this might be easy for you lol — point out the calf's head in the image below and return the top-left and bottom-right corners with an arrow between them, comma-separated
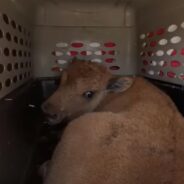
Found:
42,60 -> 133,125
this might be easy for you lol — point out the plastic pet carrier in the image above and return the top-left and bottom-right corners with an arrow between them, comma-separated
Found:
0,0 -> 184,184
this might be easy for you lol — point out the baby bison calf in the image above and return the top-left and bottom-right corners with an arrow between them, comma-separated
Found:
42,60 -> 184,184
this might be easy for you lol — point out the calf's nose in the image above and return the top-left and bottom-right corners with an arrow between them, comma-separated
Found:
42,102 -> 52,113
42,102 -> 59,120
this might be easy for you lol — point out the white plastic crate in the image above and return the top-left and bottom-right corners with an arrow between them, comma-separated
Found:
0,1 -> 184,184
1,0 -> 184,100
0,0 -> 33,99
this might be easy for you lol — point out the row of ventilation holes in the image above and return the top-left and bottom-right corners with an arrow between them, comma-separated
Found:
141,69 -> 184,80
52,41 -> 119,71
0,62 -> 32,74
140,48 -> 184,57
55,42 -> 116,48
0,30 -> 31,48
55,58 -> 116,64
1,13 -> 31,37
0,14 -> 32,91
142,60 -> 183,67
1,48 -> 31,57
140,23 -> 184,39
52,50 -> 116,57
0,72 -> 31,90
141,36 -> 182,49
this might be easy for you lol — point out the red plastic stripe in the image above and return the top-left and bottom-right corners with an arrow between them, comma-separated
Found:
101,51 -> 106,55
158,70 -> 164,77
104,42 -> 116,47
156,28 -> 165,35
108,50 -> 116,55
110,66 -> 120,70
147,32 -> 154,38
81,51 -> 87,56
71,42 -> 83,48
69,51 -> 78,56
105,58 -> 114,63
150,41 -> 157,47
170,60 -> 181,67
167,71 -> 176,78
171,50 -> 177,56
143,60 -> 148,65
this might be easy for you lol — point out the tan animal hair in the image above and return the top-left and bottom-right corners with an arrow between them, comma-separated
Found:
42,60 -> 184,184
64,59 -> 112,87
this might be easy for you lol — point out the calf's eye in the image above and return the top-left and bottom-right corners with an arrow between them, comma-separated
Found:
83,91 -> 95,99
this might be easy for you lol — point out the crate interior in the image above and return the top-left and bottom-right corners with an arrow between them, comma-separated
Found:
0,0 -> 184,184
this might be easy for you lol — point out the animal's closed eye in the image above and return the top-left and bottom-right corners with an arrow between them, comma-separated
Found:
83,91 -> 95,99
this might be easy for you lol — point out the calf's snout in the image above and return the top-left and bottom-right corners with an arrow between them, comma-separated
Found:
42,102 -> 58,120
41,101 -> 67,125
42,102 -> 52,114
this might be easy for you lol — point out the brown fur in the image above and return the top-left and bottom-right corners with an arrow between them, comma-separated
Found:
42,61 -> 112,124
43,61 -> 184,184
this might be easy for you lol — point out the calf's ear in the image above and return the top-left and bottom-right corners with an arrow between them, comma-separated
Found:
107,77 -> 134,93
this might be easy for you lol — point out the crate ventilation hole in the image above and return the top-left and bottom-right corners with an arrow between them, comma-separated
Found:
0,13 -> 32,95
139,21 -> 184,81
51,41 -> 120,72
